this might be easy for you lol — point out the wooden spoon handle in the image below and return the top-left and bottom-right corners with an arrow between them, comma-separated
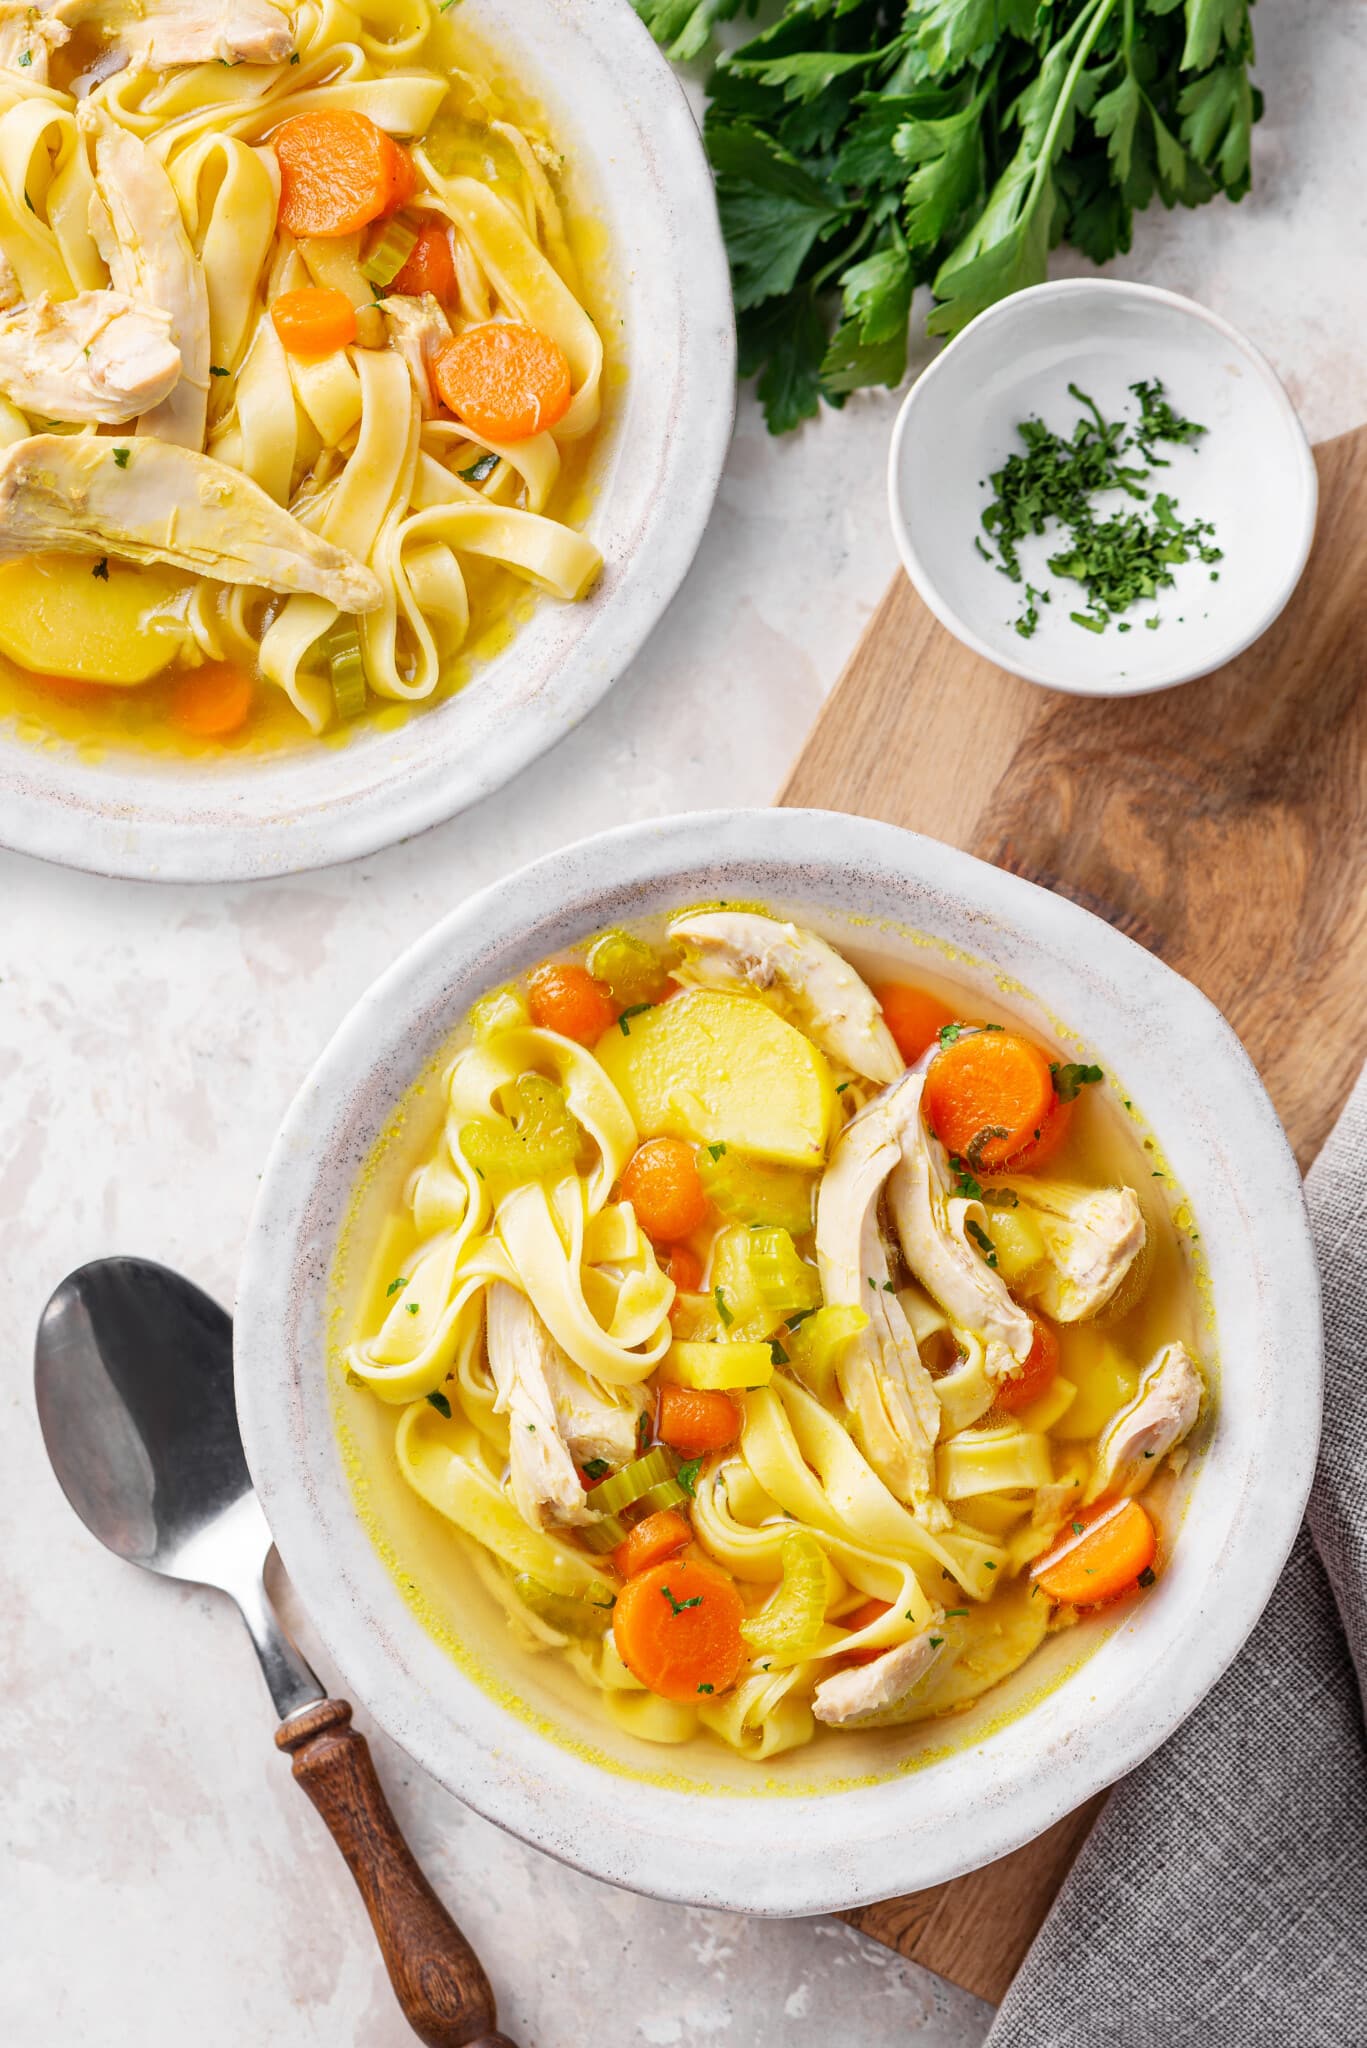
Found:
277,1699 -> 516,2048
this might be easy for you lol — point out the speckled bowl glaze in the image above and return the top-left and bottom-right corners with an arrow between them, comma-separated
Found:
236,810 -> 1321,1914
0,0 -> 734,884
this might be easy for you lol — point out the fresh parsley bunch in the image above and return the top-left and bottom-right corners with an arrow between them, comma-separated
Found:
634,0 -> 1260,431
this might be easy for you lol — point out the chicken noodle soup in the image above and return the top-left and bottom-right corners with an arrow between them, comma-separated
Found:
0,0 -> 606,753
344,910 -> 1207,1760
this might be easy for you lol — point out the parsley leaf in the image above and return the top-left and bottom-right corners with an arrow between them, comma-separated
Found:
1051,1060 -> 1104,1101
676,1455 -> 704,1497
426,1390 -> 452,1418
112,447 -> 130,469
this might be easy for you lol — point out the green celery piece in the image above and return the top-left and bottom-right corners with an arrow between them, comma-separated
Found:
459,1075 -> 582,1185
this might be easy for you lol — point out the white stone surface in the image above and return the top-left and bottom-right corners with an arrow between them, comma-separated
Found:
3,5 -> 1364,2041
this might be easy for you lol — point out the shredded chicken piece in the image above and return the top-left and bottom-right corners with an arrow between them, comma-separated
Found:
0,291 -> 180,425
485,1282 -> 616,1532
669,909 -> 904,1084
816,1090 -> 949,1526
0,4 -> 69,82
812,1628 -> 944,1726
880,1069 -> 1035,1381
382,292 -> 452,418
0,433 -> 382,610
538,1341 -> 649,1472
83,106 -> 209,449
1085,1341 -> 1203,1504
104,0 -> 296,69
1003,1178 -> 1146,1322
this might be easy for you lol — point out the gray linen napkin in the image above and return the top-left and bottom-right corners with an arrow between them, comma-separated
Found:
985,1065 -> 1367,2048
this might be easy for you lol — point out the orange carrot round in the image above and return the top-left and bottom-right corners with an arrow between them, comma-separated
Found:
527,962 -> 616,1045
432,322 -> 572,441
1033,1499 -> 1156,1606
874,984 -> 958,1066
394,219 -> 457,303
274,111 -> 413,238
924,1030 -> 1056,1172
270,287 -> 357,356
614,1508 -> 690,1580
1001,1095 -> 1074,1172
620,1138 -> 709,1243
997,1316 -> 1059,1413
841,1595 -> 893,1666
611,1557 -> 744,1701
665,1244 -> 704,1294
171,663 -> 254,738
657,1383 -> 739,1457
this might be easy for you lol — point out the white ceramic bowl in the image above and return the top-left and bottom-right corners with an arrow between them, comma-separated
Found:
889,279 -> 1317,697
0,0 -> 734,883
236,809 -> 1321,1914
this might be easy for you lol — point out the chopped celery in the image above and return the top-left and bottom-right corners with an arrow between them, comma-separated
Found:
664,1339 -> 773,1390
586,928 -> 671,1007
459,1074 -> 583,1185
584,1446 -> 676,1516
746,1228 -> 822,1316
741,1532 -> 828,1659
637,1475 -> 689,1513
698,1148 -> 817,1235
512,1573 -> 615,1638
576,1512 -> 630,1555
468,984 -> 530,1041
322,620 -> 366,721
361,218 -> 419,287
785,1304 -> 869,1403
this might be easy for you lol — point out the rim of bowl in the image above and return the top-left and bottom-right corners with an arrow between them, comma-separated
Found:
236,807 -> 1322,1914
887,278 -> 1319,699
0,0 -> 736,884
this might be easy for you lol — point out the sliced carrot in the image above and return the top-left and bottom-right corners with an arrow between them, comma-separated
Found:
527,962 -> 616,1045
611,1557 -> 745,1701
924,1030 -> 1056,1172
274,111 -> 413,238
32,672 -> 105,704
432,322 -> 572,441
1001,1094 -> 1074,1172
874,984 -> 958,1066
394,218 -> 457,303
614,1508 -> 691,1580
996,1316 -> 1059,1413
620,1138 -> 709,1243
665,1244 -> 704,1294
841,1595 -> 893,1665
270,287 -> 357,356
657,1383 -> 738,1458
1033,1498 -> 1156,1606
170,663 -> 254,738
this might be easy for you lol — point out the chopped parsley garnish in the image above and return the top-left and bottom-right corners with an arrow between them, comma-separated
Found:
938,1023 -> 962,1046
582,1458 -> 610,1482
406,1302 -> 420,1316
949,1156 -> 983,1201
1051,1061 -> 1104,1102
929,1635 -> 944,1647
18,49 -> 31,65
661,1584 -> 702,1616
984,1560 -> 997,1571
616,1003 -> 654,1035
637,1410 -> 651,1450
697,1681 -> 714,1694
426,1390 -> 452,1418
210,365 -> 230,377
769,1340 -> 789,1365
386,1276 -> 408,1296
675,1455 -> 703,1497
983,1187 -> 1019,1210
112,447 -> 130,469
1137,1566 -> 1157,1588
289,50 -> 300,62
944,1609 -> 968,1618
786,1307 -> 815,1329
707,1142 -> 727,1161
979,383 -> 1221,637
965,1219 -> 997,1267
91,557 -> 109,580
459,452 -> 499,483
714,1286 -> 733,1327
1072,1520 -> 1084,1534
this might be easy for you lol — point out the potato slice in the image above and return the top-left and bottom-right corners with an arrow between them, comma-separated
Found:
0,554 -> 191,684
595,989 -> 835,1168
1052,1328 -> 1140,1441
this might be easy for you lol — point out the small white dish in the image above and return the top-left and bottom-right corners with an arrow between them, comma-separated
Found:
888,279 -> 1317,697
0,0 -> 734,883
236,807 -> 1321,1915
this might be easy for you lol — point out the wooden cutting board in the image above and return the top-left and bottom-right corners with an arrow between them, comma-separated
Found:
779,420 -> 1367,2005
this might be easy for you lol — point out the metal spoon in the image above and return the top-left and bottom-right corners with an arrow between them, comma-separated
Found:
34,1256 -> 515,2048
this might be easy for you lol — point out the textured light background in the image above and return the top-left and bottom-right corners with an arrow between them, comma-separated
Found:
3,5 -> 1365,2042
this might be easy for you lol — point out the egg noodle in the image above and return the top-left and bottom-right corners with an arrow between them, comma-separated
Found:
346,912 -> 1205,1762
0,0 -> 603,729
